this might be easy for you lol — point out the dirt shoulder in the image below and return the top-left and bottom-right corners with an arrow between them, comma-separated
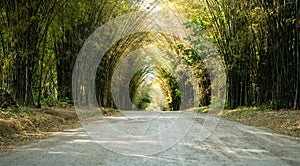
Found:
0,106 -> 80,148
220,108 -> 300,138
0,106 -> 121,149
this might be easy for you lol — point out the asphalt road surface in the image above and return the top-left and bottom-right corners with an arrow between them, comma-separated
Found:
0,111 -> 300,166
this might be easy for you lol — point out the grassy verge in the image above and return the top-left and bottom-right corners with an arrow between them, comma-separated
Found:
0,106 -> 122,148
220,107 -> 300,138
0,106 -> 80,148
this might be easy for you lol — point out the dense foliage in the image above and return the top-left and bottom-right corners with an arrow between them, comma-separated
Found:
174,0 -> 299,109
0,0 -> 299,110
0,0 -> 133,108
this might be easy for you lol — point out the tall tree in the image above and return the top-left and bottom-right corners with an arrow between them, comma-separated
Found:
52,0 -> 133,101
175,0 -> 300,109
0,0 -> 65,106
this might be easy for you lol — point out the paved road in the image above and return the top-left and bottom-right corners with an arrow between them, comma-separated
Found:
0,111 -> 300,165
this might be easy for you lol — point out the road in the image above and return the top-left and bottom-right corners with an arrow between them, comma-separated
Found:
0,111 -> 300,166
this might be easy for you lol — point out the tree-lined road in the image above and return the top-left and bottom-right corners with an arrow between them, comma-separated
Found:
1,111 -> 299,165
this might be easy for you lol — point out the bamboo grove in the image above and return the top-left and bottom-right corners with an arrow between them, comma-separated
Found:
176,0 -> 300,109
0,0 -> 133,107
0,0 -> 299,110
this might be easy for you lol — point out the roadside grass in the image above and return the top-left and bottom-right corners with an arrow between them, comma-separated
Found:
0,106 -> 122,148
0,106 -> 79,148
220,107 -> 300,138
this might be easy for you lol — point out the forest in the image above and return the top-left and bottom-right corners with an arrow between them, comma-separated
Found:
0,0 -> 299,111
